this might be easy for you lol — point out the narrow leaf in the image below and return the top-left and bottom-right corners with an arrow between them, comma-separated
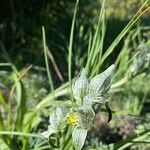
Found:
105,102 -> 112,123
0,138 -> 10,150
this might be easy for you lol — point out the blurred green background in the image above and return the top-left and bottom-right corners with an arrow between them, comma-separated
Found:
0,0 -> 149,69
0,0 -> 150,149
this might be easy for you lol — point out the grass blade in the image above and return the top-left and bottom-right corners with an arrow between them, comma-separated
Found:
0,131 -> 44,138
68,0 -> 79,101
42,26 -> 54,92
94,0 -> 149,74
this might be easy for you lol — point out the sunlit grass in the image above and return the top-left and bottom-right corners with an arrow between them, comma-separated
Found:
0,0 -> 149,149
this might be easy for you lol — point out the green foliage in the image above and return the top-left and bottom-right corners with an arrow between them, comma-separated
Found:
0,0 -> 149,150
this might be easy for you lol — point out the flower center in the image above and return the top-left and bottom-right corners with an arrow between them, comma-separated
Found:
67,112 -> 78,125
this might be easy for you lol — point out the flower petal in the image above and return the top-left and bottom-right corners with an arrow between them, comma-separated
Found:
41,125 -> 55,138
72,68 -> 89,106
49,107 -> 67,130
77,106 -> 95,129
89,65 -> 115,94
72,127 -> 87,150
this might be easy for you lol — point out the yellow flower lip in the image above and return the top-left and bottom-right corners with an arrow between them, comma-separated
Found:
67,112 -> 78,125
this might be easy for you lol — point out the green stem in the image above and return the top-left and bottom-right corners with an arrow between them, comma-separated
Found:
115,130 -> 150,150
111,76 -> 128,89
36,87 -> 70,110
68,0 -> 79,102
0,131 -> 44,138
62,126 -> 73,150
42,26 -> 54,92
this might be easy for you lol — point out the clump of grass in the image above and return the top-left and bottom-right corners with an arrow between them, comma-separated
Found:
0,0 -> 149,149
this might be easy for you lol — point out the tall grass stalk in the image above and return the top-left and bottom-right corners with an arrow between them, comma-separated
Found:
0,131 -> 44,138
93,0 -> 149,75
42,26 -> 54,92
86,0 -> 106,75
68,0 -> 79,101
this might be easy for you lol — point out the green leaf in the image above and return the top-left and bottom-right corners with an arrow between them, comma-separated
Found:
72,69 -> 89,106
15,77 -> 26,130
89,65 -> 115,94
72,127 -> 87,150
105,102 -> 112,123
0,138 -> 10,150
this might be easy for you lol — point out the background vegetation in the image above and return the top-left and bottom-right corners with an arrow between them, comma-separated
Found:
0,0 -> 150,149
